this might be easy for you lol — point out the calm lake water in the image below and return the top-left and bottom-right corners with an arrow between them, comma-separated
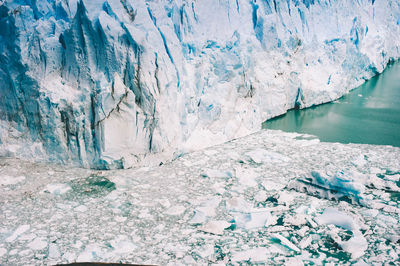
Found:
262,61 -> 400,147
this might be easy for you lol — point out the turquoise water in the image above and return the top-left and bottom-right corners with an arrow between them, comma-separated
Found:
262,61 -> 400,147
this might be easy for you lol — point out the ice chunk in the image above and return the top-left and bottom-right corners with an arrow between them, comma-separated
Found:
188,210 -> 207,225
271,234 -> 300,252
77,244 -> 103,262
165,205 -> 186,216
0,175 -> 25,185
278,191 -> 295,206
231,247 -> 269,262
340,231 -> 368,259
109,238 -> 137,255
299,236 -> 312,249
232,209 -> 271,229
201,169 -> 232,179
226,197 -> 253,212
290,170 -> 365,204
74,205 -> 88,212
48,243 -> 61,258
195,244 -> 214,259
198,221 -> 231,235
316,208 -> 367,258
6,224 -> 30,242
315,208 -> 355,230
254,190 -> 268,202
27,237 -> 47,250
43,183 -> 72,195
244,149 -> 290,164
0,248 -> 7,257
235,166 -> 258,187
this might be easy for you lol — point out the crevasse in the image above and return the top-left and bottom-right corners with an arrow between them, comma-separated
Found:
0,0 -> 399,169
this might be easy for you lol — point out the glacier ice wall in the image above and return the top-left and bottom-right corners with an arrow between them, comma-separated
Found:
0,0 -> 399,169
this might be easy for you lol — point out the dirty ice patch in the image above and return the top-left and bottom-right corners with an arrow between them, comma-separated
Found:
244,149 -> 291,164
0,175 -> 25,186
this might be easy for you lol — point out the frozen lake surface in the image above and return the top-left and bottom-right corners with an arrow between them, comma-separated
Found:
1,130 -> 400,265
263,61 -> 400,147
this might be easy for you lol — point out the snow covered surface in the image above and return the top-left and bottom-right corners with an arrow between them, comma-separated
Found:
1,129 -> 400,265
1,0 -> 400,168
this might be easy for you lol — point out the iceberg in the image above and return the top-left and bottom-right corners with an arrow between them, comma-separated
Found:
0,0 -> 399,168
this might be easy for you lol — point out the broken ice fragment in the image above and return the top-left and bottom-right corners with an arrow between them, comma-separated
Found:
198,221 -> 231,235
271,234 -> 300,252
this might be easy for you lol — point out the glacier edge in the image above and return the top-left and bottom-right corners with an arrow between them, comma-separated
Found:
0,0 -> 399,169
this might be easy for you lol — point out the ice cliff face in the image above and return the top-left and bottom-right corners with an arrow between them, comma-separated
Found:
0,0 -> 399,169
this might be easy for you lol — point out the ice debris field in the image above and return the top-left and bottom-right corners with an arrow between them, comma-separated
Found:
1,130 -> 400,265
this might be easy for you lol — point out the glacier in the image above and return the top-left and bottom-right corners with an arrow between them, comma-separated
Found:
0,0 -> 400,169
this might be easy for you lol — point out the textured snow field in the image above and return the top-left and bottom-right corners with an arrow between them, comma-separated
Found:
0,130 -> 399,265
